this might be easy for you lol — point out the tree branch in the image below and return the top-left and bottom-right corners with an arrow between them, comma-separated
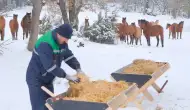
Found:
75,0 -> 84,15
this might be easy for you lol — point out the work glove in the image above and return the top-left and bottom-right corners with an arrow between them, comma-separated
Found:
65,74 -> 80,83
76,69 -> 86,75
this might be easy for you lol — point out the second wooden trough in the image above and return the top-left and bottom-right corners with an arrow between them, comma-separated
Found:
111,61 -> 170,109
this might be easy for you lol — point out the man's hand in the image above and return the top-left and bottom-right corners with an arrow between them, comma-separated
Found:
65,74 -> 80,83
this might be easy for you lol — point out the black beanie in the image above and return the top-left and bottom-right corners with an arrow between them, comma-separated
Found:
55,23 -> 73,39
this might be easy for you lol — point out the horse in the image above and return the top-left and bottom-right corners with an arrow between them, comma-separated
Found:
21,12 -> 31,40
115,22 -> 126,43
124,23 -> 136,45
115,17 -> 128,44
166,23 -> 178,39
131,23 -> 142,45
9,14 -> 19,40
176,21 -> 184,39
138,19 -> 164,47
0,16 -> 5,41
166,23 -> 172,39
84,17 -> 89,30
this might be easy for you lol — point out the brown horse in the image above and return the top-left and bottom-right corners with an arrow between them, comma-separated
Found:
125,23 -> 136,45
166,23 -> 178,39
9,14 -> 19,40
21,12 -> 31,40
0,16 -> 5,41
138,19 -> 164,47
177,21 -> 184,39
115,17 -> 128,43
131,23 -> 142,45
166,23 -> 172,39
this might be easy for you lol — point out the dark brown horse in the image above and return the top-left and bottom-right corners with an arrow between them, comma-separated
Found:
138,19 -> 164,47
177,21 -> 184,39
0,16 -> 5,41
9,14 -> 19,40
21,12 -> 31,40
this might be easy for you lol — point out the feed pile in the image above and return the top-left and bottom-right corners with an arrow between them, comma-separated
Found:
63,74 -> 129,103
123,59 -> 165,75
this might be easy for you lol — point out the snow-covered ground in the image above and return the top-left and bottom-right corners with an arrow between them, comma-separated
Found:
0,6 -> 190,110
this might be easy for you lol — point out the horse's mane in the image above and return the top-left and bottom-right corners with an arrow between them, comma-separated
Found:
140,19 -> 149,26
131,23 -> 136,26
167,23 -> 171,26
179,21 -> 184,25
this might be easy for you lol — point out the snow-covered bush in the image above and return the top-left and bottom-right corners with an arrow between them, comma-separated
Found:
82,17 -> 117,44
39,15 -> 52,35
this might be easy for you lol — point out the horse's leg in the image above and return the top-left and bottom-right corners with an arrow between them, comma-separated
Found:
180,32 -> 182,39
140,37 -> 142,45
131,35 -> 134,45
16,31 -> 18,40
0,30 -> 2,41
135,38 -> 138,45
23,29 -> 25,40
11,31 -> 14,40
26,30 -> 29,39
13,32 -> 16,40
2,29 -> 4,41
161,33 -> 164,47
129,35 -> 132,45
169,31 -> 171,39
145,36 -> 149,46
177,32 -> 179,39
148,36 -> 151,46
126,35 -> 129,44
156,36 -> 159,47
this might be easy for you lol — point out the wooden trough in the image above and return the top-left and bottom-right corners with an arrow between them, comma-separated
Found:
41,83 -> 142,110
111,61 -> 170,109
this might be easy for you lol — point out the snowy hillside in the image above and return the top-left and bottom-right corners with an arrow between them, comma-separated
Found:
0,6 -> 190,110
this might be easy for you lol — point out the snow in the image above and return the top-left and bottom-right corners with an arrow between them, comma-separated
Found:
0,5 -> 190,110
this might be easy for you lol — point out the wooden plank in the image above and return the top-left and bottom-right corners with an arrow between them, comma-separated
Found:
45,103 -> 54,110
41,86 -> 56,97
107,84 -> 138,110
152,83 -> 161,93
134,100 -> 144,110
143,90 -> 153,101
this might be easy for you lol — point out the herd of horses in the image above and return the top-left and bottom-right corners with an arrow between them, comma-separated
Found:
115,17 -> 184,47
0,12 -> 31,41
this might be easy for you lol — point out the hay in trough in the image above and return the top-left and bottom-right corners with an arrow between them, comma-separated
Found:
63,74 -> 129,103
123,59 -> 165,75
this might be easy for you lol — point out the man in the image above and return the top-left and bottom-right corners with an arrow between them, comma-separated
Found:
26,23 -> 84,110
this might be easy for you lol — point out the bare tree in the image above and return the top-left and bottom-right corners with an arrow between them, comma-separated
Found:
59,0 -> 69,24
57,0 -> 84,31
27,0 -> 43,51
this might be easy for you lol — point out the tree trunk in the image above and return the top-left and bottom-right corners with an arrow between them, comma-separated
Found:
188,10 -> 190,18
27,0 -> 42,51
172,8 -> 177,19
59,0 -> 69,24
144,0 -> 150,15
68,0 -> 76,26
